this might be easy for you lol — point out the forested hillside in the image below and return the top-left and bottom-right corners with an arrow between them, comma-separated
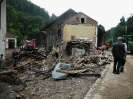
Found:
6,0 -> 57,44
106,15 -> 133,45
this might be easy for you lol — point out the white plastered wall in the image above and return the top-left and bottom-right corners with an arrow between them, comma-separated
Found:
0,0 -> 6,59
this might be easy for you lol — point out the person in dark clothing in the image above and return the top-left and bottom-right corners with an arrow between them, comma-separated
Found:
12,49 -> 19,67
112,37 -> 126,74
0,54 -> 4,68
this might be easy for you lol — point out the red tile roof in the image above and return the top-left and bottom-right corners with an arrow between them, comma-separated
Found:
5,33 -> 18,38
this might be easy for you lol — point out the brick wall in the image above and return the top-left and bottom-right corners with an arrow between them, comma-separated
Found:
65,12 -> 98,26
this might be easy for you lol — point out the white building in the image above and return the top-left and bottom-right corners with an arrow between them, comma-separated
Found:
0,0 -> 6,59
6,33 -> 18,49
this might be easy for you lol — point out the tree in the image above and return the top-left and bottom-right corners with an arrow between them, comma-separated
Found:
127,15 -> 133,26
118,16 -> 126,26
6,0 -> 16,9
6,5 -> 18,29
16,2 -> 23,11
51,13 -> 57,21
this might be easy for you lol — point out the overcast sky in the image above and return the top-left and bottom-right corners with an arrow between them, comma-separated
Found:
30,0 -> 133,31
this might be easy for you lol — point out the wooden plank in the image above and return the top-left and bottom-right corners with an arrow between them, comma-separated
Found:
74,73 -> 101,78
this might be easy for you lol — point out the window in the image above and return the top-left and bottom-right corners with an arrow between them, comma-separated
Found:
81,18 -> 85,23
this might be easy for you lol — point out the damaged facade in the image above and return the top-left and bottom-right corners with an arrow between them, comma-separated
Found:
0,0 -> 6,59
34,9 -> 105,52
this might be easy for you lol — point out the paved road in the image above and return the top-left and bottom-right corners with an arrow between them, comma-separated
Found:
84,53 -> 133,99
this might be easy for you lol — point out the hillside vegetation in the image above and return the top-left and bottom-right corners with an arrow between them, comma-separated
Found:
6,0 -> 57,44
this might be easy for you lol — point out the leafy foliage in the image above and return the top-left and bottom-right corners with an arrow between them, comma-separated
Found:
127,15 -> 133,26
106,16 -> 127,45
6,0 -> 57,44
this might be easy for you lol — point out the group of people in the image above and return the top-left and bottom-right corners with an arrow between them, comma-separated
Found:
112,37 -> 127,74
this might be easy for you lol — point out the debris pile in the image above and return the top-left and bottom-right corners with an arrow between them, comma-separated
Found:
0,36 -> 113,99
0,37 -> 113,84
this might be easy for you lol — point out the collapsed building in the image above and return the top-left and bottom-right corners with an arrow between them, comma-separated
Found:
34,9 -> 105,54
0,8 -> 112,99
0,8 -> 108,82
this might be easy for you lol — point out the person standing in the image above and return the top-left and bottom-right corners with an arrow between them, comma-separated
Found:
112,37 -> 126,74
120,37 -> 127,72
0,54 -> 4,68
12,49 -> 19,67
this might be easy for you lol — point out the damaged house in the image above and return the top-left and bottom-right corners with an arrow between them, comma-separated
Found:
34,9 -> 105,53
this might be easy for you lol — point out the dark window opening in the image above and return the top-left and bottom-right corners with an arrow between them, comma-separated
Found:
81,18 -> 85,23
58,29 -> 61,37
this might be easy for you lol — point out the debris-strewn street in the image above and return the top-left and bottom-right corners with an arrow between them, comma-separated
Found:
0,39 -> 113,99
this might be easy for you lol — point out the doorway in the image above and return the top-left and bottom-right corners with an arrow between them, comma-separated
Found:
8,40 -> 15,48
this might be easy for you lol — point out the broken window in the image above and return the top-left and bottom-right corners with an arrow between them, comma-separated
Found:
81,18 -> 85,23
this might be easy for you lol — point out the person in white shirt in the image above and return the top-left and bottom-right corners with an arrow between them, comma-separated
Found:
120,37 -> 127,72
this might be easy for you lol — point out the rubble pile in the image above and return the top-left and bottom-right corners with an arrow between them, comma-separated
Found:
1,37 -> 113,83
0,37 -> 113,99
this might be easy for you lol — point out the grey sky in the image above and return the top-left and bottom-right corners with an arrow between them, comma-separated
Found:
30,0 -> 133,30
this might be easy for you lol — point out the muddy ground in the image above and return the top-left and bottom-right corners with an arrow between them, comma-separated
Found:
0,49 -> 107,99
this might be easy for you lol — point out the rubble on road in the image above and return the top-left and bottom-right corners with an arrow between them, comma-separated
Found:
1,37 -> 113,83
0,37 -> 113,99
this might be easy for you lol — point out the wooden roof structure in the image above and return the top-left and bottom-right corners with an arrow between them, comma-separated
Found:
40,8 -> 77,31
6,33 -> 18,38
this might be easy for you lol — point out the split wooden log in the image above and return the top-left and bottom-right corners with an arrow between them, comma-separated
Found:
13,61 -> 31,70
105,56 -> 112,64
97,61 -> 104,66
0,70 -> 17,75
47,54 -> 63,72
56,68 -> 90,74
76,58 -> 84,64
74,63 -> 83,69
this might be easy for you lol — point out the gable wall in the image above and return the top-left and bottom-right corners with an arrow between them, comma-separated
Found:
65,13 -> 97,26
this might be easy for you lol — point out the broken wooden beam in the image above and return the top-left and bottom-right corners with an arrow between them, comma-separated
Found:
0,70 -> 17,75
56,68 -> 90,74
74,73 -> 101,78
